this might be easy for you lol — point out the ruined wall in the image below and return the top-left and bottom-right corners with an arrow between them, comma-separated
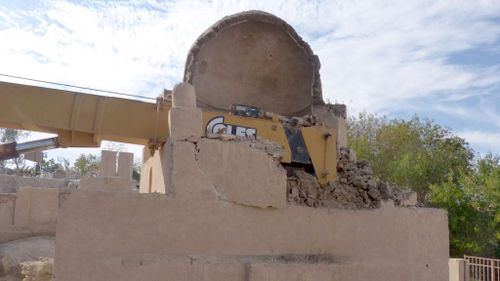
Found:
0,150 -> 136,245
54,83 -> 449,281
0,176 -> 64,252
55,167 -> 448,281
0,187 -> 61,243
0,174 -> 66,193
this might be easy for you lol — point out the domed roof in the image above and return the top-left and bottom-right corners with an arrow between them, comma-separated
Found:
184,10 -> 323,116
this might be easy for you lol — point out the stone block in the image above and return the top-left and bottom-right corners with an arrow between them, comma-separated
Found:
79,177 -> 135,193
100,150 -> 117,177
117,152 -> 134,180
197,139 -> 287,208
401,191 -> 418,206
20,257 -> 53,281
172,82 -> 196,108
14,187 -> 59,227
312,103 -> 348,147
168,107 -> 203,141
337,117 -> 348,147
312,104 -> 340,129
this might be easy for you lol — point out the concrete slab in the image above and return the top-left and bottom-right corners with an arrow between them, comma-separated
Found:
13,187 -> 59,227
197,139 -> 287,208
117,152 -> 134,180
100,150 -> 117,177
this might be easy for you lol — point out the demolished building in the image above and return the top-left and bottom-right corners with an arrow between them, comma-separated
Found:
0,11 -> 448,281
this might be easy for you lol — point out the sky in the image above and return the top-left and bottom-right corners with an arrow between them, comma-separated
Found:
0,0 -> 499,163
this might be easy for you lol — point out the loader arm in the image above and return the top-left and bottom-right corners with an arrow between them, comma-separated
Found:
0,81 -> 336,185
0,81 -> 170,148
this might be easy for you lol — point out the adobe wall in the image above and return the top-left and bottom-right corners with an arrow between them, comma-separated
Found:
54,83 -> 449,281
0,174 -> 66,193
55,182 -> 448,281
0,188 -> 63,243
50,84 -> 448,281
0,150 -> 135,245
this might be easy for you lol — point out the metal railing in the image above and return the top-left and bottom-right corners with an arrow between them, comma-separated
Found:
465,255 -> 500,281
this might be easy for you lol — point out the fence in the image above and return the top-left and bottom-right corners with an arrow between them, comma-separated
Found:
464,255 -> 500,281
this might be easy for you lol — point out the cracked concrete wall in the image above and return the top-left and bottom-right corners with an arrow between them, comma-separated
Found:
54,83 -> 449,281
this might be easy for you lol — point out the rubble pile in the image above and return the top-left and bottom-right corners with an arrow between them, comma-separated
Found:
287,147 -> 418,209
20,257 -> 53,281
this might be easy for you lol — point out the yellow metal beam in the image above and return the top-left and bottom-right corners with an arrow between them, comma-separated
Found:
0,81 -> 336,182
301,126 -> 337,185
0,81 -> 170,148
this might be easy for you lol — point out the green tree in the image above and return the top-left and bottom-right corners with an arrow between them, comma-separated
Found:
38,157 -> 71,178
429,154 -> 500,258
73,153 -> 99,177
348,113 -> 473,203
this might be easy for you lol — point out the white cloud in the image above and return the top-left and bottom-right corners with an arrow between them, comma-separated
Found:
0,0 -> 498,104
458,130 -> 500,154
0,0 -> 500,156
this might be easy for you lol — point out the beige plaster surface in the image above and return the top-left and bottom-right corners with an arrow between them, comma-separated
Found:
55,188 -> 448,281
117,152 -> 134,180
100,150 -> 117,177
55,138 -> 449,281
14,187 -> 58,228
0,188 -> 58,243
0,174 -> 65,193
197,139 -> 287,208
55,81 -> 448,281
79,177 -> 135,193
168,108 -> 203,142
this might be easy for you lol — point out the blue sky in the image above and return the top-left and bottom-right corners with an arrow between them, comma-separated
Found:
0,0 -> 499,162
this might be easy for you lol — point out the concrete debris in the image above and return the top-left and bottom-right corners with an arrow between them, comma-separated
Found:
20,258 -> 53,281
0,236 -> 54,280
287,147 -> 418,209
